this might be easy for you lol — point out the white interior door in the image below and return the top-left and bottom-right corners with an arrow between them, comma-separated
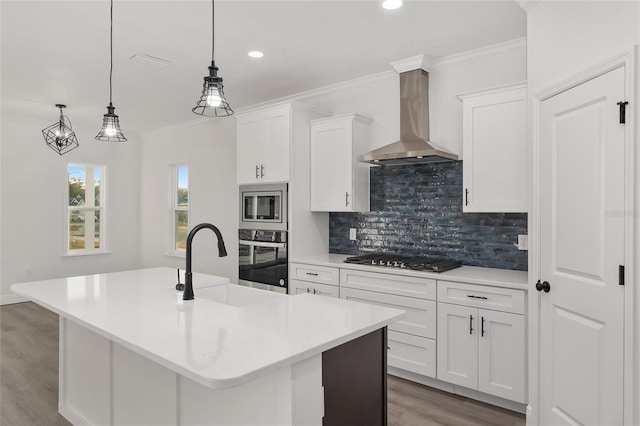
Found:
538,66 -> 625,425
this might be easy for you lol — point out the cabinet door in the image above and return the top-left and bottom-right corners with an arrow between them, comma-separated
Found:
262,109 -> 290,183
310,120 -> 352,211
237,117 -> 265,184
289,279 -> 338,298
436,303 -> 477,389
461,85 -> 527,212
477,309 -> 525,403
341,287 -> 436,339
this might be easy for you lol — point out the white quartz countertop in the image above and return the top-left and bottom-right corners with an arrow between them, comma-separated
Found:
11,267 -> 404,390
291,254 -> 528,290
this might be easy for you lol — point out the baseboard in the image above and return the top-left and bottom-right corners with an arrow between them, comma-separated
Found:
59,403 -> 95,426
388,367 -> 526,414
1,293 -> 27,305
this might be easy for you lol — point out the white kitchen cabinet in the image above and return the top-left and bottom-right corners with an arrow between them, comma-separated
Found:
289,262 -> 339,297
340,269 -> 437,378
436,281 -> 525,403
236,105 -> 291,184
458,83 -> 527,213
310,114 -> 371,212
289,279 -> 339,298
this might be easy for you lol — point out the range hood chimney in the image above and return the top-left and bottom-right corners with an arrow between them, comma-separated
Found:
358,65 -> 458,166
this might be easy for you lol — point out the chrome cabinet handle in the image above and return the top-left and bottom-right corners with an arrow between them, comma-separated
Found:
306,288 -> 310,293
260,165 -> 264,178
469,315 -> 473,335
255,165 -> 259,179
313,289 -> 317,294
481,317 -> 485,337
306,272 -> 319,276
345,192 -> 350,207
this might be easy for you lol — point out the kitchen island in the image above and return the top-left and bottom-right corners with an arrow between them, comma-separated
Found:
11,267 -> 404,426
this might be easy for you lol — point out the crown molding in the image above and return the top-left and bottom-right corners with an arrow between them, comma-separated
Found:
430,37 -> 526,69
515,0 -> 541,12
390,54 -> 434,73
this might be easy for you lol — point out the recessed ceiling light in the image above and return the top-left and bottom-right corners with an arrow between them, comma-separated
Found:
248,51 -> 264,58
382,0 -> 403,10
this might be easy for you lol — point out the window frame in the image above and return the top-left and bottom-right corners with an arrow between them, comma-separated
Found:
65,163 -> 108,256
170,164 -> 189,256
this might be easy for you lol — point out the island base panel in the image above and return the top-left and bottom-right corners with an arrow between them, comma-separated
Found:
322,328 -> 387,426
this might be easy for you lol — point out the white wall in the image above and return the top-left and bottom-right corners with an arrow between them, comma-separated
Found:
0,115 -> 140,304
526,1 -> 640,424
138,118 -> 238,284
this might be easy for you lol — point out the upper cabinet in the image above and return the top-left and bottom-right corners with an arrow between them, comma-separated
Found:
310,114 -> 371,212
458,83 -> 527,213
236,105 -> 291,184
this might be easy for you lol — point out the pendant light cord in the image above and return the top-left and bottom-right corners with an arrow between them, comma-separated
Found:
211,0 -> 216,62
109,0 -> 114,105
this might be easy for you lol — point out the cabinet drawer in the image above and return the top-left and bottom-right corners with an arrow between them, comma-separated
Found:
340,269 -> 436,300
290,263 -> 339,286
387,331 -> 436,378
289,280 -> 339,298
340,287 -> 436,338
437,281 -> 525,314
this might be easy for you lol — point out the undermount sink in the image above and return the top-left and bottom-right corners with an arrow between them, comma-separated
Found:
184,283 -> 285,308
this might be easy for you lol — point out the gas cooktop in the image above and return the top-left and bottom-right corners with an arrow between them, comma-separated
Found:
344,253 -> 462,273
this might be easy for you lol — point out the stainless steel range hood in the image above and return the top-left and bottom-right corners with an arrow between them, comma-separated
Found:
358,68 -> 458,165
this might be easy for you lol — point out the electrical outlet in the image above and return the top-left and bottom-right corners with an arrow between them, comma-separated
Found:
517,235 -> 528,250
349,228 -> 357,241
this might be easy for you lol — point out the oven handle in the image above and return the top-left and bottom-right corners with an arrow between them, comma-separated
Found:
239,239 -> 286,248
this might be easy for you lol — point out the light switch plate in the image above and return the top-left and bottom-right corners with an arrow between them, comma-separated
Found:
517,235 -> 528,250
349,228 -> 357,241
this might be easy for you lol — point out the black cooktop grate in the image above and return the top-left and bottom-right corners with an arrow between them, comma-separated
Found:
344,253 -> 462,273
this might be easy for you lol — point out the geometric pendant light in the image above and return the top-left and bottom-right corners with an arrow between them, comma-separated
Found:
42,104 -> 80,155
192,0 -> 233,117
95,0 -> 127,141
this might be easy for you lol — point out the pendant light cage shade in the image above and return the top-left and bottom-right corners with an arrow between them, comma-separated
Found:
192,0 -> 233,117
96,0 -> 126,141
192,63 -> 234,117
42,104 -> 79,155
96,104 -> 127,142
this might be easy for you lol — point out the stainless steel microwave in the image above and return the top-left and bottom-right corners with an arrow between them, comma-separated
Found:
239,183 -> 287,231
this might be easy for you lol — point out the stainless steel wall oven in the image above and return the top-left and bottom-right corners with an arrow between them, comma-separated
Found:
238,184 -> 288,294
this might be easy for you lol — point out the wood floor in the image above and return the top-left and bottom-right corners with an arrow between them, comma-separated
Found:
1,302 -> 525,426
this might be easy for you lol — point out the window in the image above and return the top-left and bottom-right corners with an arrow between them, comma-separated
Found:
172,165 -> 189,253
67,164 -> 105,254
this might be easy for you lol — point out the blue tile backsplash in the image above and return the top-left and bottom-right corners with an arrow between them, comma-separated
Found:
329,161 -> 528,271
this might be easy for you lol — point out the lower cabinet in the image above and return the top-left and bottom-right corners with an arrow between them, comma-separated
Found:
437,302 -> 525,403
290,261 -> 527,405
290,279 -> 339,298
340,272 -> 437,379
387,330 -> 436,378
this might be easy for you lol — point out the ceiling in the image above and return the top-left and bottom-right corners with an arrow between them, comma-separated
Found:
1,1 -> 525,136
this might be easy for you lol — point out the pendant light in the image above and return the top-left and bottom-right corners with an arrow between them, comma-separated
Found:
95,0 -> 126,142
42,104 -> 79,155
192,0 -> 233,117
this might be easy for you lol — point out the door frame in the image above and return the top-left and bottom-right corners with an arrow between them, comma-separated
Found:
529,48 -> 637,425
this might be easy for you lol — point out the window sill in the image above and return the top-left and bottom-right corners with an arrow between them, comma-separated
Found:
63,250 -> 112,258
165,251 -> 186,259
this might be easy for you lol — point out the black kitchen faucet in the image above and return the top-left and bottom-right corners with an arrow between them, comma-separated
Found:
183,223 -> 228,300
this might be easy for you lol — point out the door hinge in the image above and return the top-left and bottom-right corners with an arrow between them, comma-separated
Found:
617,101 -> 629,124
619,265 -> 625,286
